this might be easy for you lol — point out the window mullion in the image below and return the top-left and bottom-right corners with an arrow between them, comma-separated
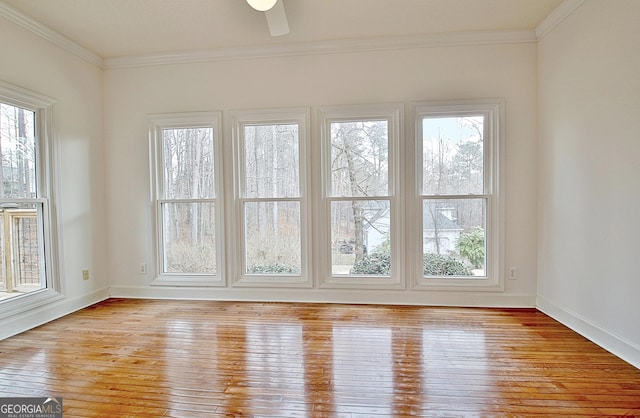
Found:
420,194 -> 490,200
240,197 -> 301,203
159,198 -> 216,204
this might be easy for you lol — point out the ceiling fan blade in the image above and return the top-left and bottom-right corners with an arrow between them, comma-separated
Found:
265,0 -> 289,37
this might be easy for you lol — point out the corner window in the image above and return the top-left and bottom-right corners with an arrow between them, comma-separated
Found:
149,112 -> 224,286
413,100 -> 503,288
0,81 -> 60,310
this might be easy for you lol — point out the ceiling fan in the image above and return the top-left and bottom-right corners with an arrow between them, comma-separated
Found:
246,0 -> 290,37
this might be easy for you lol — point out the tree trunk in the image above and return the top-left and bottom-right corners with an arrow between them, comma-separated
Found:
190,131 -> 202,244
17,108 -> 27,197
343,135 -> 365,263
271,127 -> 278,249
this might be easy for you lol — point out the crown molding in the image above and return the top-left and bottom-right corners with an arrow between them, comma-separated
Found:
104,30 -> 537,69
535,0 -> 585,40
0,1 -> 103,68
1,0 -> 554,72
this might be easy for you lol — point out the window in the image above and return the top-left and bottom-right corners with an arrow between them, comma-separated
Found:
0,81 -> 60,310
319,105 -> 403,288
149,112 -> 224,286
147,101 -> 502,293
231,109 -> 310,286
413,100 -> 503,288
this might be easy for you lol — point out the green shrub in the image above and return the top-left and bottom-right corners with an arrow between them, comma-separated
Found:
350,250 -> 471,276
350,251 -> 391,275
456,227 -> 485,268
247,263 -> 300,274
423,253 -> 471,276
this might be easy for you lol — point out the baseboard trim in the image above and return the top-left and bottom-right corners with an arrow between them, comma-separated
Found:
0,287 -> 109,340
537,296 -> 640,369
4,287 -> 637,370
109,285 -> 535,308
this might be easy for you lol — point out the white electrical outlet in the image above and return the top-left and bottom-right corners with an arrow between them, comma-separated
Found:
139,263 -> 147,274
508,267 -> 517,280
82,269 -> 90,280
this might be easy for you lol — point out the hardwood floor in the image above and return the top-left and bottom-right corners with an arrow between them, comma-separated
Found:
0,299 -> 639,417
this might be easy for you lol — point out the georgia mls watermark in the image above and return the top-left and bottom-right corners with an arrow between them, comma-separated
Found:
0,397 -> 62,418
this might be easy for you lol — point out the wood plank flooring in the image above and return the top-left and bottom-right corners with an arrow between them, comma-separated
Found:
0,298 -> 639,417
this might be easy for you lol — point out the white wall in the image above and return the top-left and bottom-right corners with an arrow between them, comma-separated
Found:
537,0 -> 640,367
2,0 -> 638,369
104,42 -> 539,306
0,18 -> 108,337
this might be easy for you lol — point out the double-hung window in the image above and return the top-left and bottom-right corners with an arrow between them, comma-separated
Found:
147,101 -> 502,293
231,109 -> 310,286
149,112 -> 224,286
0,81 -> 59,310
413,100 -> 503,289
319,105 -> 403,288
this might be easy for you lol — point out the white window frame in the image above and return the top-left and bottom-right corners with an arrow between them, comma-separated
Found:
230,108 -> 312,287
148,112 -> 225,286
0,80 -> 62,317
410,99 -> 505,290
318,104 -> 404,289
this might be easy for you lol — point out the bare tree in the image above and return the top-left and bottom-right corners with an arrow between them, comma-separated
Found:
331,121 -> 388,264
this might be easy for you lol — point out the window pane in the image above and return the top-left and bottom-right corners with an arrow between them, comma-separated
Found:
244,124 -> 300,198
422,198 -> 486,277
162,202 -> 216,274
0,103 -> 36,199
0,202 -> 45,301
330,120 -> 389,197
162,127 -> 215,199
244,201 -> 301,274
422,116 -> 484,195
331,200 -> 390,276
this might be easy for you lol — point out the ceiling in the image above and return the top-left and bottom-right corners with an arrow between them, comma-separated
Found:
2,0 -> 563,59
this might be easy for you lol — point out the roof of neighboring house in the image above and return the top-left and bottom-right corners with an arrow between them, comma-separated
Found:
423,210 -> 464,231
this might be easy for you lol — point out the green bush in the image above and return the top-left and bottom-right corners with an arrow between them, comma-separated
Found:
350,250 -> 471,276
423,253 -> 471,276
247,263 -> 300,274
350,251 -> 391,275
457,227 -> 485,268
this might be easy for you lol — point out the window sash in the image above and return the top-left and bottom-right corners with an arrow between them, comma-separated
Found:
328,119 -> 390,198
418,111 -> 492,198
329,197 -> 392,277
241,199 -> 302,276
161,127 -> 216,200
241,123 -> 301,199
421,196 -> 487,279
159,200 -> 217,275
